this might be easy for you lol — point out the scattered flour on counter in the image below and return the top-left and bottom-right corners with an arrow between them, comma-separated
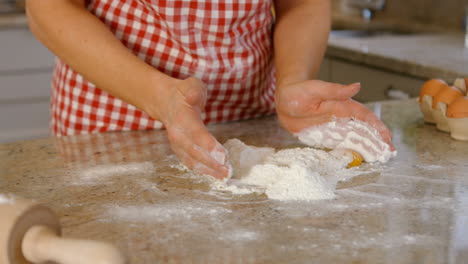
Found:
104,201 -> 232,222
177,139 -> 364,201
241,164 -> 335,200
0,194 -> 13,204
295,118 -> 396,163
218,229 -> 260,242
73,162 -> 155,185
234,145 -> 353,201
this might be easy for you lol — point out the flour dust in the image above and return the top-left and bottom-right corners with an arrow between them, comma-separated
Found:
175,138 -> 379,202
295,118 -> 396,163
0,194 -> 14,204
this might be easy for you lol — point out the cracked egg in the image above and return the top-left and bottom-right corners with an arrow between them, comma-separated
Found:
418,79 -> 448,124
432,85 -> 463,132
446,97 -> 468,141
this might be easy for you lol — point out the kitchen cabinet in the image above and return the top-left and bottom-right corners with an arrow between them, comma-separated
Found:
317,57 -> 331,81
0,101 -> 50,142
0,27 -> 54,143
1,71 -> 52,101
0,27 -> 54,71
318,57 -> 426,102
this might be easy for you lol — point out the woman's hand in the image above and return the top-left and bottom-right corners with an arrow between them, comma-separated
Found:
145,77 -> 230,180
275,80 -> 393,147
272,0 -> 393,149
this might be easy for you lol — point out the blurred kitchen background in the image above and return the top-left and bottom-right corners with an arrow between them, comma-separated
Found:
0,0 -> 468,143
1,0 -> 54,143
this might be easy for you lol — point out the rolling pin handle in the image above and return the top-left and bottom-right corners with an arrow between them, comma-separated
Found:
22,225 -> 126,264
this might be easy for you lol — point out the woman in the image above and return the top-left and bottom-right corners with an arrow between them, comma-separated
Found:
26,0 -> 392,179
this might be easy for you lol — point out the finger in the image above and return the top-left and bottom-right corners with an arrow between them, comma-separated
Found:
354,104 -> 393,145
210,140 -> 229,165
388,142 -> 396,151
168,89 -> 230,179
194,162 -> 228,180
307,81 -> 361,101
346,102 -> 394,148
279,112 -> 333,133
319,100 -> 394,147
174,149 -> 228,180
182,115 -> 229,165
364,116 -> 394,148
170,127 -> 229,177
173,146 -> 229,180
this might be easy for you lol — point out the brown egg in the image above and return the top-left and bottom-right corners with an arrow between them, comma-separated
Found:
447,96 -> 468,118
432,85 -> 463,109
418,79 -> 447,102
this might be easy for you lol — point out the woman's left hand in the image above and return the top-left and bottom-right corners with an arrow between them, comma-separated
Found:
275,80 -> 393,147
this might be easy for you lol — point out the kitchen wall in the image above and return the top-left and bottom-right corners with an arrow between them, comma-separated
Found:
334,0 -> 468,31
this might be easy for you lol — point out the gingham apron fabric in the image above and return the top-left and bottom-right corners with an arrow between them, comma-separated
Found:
51,0 -> 276,136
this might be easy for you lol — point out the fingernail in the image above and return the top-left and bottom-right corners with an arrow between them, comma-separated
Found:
221,164 -> 233,178
210,149 -> 225,165
210,142 -> 228,165
213,173 -> 225,180
213,168 -> 228,180
221,165 -> 229,173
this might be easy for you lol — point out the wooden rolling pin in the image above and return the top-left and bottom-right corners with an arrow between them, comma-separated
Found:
0,198 -> 125,264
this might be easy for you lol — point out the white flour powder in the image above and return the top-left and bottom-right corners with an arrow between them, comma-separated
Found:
74,162 -> 155,185
105,201 -> 232,222
208,139 -> 355,201
241,164 -> 335,200
0,194 -> 13,204
174,131 -> 388,202
295,118 -> 396,163
218,229 -> 260,241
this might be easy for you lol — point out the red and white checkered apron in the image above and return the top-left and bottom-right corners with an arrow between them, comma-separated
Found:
51,0 -> 276,136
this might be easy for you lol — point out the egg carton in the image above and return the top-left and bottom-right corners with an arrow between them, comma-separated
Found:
418,78 -> 468,141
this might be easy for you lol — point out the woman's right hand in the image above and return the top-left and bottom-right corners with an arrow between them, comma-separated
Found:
146,77 -> 231,180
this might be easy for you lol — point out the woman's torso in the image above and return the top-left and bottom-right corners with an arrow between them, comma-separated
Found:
51,0 -> 276,136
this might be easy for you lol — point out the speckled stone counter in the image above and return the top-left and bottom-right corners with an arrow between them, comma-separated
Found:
328,15 -> 468,81
1,100 -> 467,263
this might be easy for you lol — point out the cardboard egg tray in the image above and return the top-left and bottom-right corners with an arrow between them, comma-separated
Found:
419,78 -> 468,141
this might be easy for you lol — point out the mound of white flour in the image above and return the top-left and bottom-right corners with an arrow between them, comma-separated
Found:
208,139 -> 355,201
175,118 -> 397,202
295,118 -> 396,163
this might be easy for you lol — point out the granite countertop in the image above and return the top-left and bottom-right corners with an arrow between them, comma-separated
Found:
328,14 -> 468,81
1,100 -> 467,263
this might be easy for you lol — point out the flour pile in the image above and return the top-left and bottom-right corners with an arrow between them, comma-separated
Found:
173,119 -> 396,201
207,139 -> 356,201
295,118 -> 396,163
